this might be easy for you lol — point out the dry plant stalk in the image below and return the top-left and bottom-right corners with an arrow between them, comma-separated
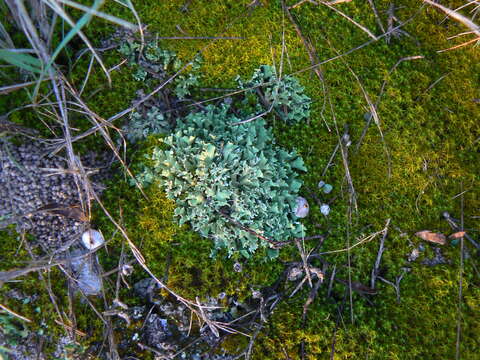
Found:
355,55 -> 425,153
423,0 -> 480,51
0,303 -> 32,323
319,1 -> 377,40
424,0 -> 480,37
317,222 -> 392,256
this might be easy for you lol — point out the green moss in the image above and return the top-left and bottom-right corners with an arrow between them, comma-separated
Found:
0,228 -> 106,356
1,0 -> 479,358
99,1 -> 478,357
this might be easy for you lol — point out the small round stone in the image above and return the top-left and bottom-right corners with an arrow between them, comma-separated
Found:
294,196 -> 309,218
81,229 -> 105,249
320,204 -> 330,216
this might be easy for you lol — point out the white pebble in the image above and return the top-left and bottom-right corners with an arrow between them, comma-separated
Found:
81,229 -> 105,249
320,204 -> 330,216
294,197 -> 309,218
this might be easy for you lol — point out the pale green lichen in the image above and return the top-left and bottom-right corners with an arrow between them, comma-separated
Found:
236,64 -> 311,124
136,103 -> 307,258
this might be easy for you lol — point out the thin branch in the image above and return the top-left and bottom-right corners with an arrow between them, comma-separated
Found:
438,36 -> 480,52
455,183 -> 465,360
367,0 -> 385,33
282,0 -> 324,82
423,0 -> 480,38
355,55 -> 424,154
155,36 -> 245,40
319,1 -> 377,40
295,238 -> 313,288
371,219 -> 390,289
317,223 -> 390,256
378,268 -> 408,303
288,0 -> 319,10
282,0 -> 329,128
0,303 -> 32,323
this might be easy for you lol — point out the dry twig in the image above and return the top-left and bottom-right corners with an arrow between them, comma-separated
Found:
378,268 -> 409,303
320,1 -> 377,40
371,219 -> 391,289
0,303 -> 32,323
367,0 -> 385,33
424,0 -> 480,51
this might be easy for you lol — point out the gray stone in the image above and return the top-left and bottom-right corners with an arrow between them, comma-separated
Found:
0,141 -> 108,253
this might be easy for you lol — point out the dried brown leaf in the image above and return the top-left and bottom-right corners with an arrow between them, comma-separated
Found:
415,230 -> 446,245
448,231 -> 466,239
37,203 -> 88,222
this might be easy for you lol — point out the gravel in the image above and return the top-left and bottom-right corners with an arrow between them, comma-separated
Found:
0,140 -> 107,252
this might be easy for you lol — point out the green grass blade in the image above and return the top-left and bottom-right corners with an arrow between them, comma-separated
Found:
0,49 -> 42,73
46,0 -> 103,71
112,0 -> 144,47
56,0 -> 138,30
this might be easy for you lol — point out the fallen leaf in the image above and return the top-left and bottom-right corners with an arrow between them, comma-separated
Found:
37,203 -> 88,222
448,231 -> 466,239
415,230 -> 446,245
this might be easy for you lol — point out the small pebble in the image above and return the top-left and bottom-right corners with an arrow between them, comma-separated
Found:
81,229 -> 105,249
0,141 -> 108,252
294,196 -> 309,218
320,204 -> 330,216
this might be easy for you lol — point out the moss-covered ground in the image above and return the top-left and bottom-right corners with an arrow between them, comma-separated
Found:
1,0 -> 479,359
